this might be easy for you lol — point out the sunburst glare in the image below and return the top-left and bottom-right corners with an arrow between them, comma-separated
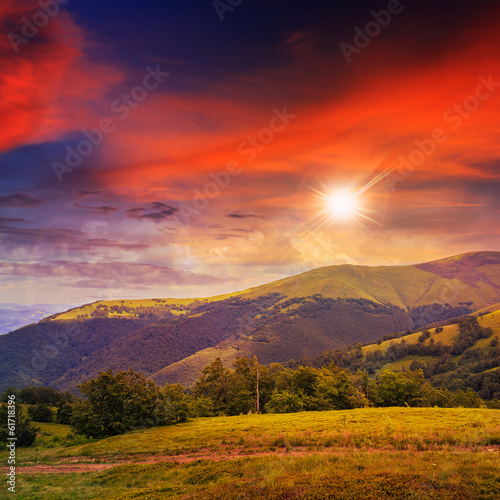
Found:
326,189 -> 360,220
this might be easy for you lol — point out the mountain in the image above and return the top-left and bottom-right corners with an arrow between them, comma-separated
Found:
0,303 -> 73,335
359,305 -> 500,400
0,251 -> 499,393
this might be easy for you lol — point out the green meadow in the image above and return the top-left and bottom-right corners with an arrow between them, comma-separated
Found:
3,407 -> 500,499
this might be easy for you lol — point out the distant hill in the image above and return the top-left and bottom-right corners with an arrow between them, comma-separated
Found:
1,251 -> 499,393
0,303 -> 73,335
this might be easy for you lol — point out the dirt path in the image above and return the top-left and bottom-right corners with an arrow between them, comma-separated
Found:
2,446 -> 498,474
0,449 -> 307,474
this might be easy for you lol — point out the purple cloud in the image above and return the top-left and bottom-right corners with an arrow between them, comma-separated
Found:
0,194 -> 43,208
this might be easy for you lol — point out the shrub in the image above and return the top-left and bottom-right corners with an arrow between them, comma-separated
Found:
418,330 -> 431,343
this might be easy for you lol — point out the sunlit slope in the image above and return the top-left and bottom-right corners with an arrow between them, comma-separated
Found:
361,304 -> 500,383
242,252 -> 500,308
477,306 -> 500,333
151,345 -> 240,387
239,265 -> 497,309
363,303 -> 500,356
362,324 -> 460,355
53,293 -> 245,321
52,252 -> 500,321
475,302 -> 500,316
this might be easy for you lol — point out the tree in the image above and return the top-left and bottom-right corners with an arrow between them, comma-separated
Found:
1,388 -> 18,403
18,386 -> 72,406
0,403 -> 39,447
56,402 -> 73,425
193,358 -> 232,415
229,356 -> 275,414
265,390 -> 304,413
452,387 -> 484,408
292,366 -> 319,397
376,370 -> 426,407
28,403 -> 53,423
314,367 -> 367,410
162,383 -> 190,422
188,395 -> 213,417
71,369 -> 175,438
229,356 -> 257,414
269,363 -> 293,392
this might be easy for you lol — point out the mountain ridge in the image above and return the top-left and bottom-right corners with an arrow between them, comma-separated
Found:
1,251 -> 500,393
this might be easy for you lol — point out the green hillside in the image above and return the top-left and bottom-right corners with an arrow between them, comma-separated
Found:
362,304 -> 500,358
307,308 -> 500,401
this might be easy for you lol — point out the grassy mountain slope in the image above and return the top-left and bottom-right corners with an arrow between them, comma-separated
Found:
1,251 -> 500,393
363,304 -> 500,358
51,251 -> 500,321
238,251 -> 500,308
356,307 -> 500,399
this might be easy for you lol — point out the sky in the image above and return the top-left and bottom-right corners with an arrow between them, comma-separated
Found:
1,0 -> 500,305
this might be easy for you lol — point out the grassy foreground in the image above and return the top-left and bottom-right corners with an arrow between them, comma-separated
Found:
3,408 -> 500,499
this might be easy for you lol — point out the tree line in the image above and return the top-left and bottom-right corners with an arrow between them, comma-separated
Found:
1,315 -> 499,444
2,359 -> 496,443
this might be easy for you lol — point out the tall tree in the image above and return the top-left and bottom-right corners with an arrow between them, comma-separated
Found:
193,358 -> 232,415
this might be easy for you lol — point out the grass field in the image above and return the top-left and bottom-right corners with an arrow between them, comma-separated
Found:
2,408 -> 500,499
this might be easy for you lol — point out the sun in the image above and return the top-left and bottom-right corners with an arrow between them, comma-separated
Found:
283,181 -> 381,251
327,189 -> 360,220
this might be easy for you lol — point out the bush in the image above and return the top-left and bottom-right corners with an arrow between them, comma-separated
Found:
418,330 -> 431,343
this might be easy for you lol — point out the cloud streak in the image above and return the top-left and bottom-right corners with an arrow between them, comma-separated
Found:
0,260 -> 233,288
0,193 -> 43,207
125,203 -> 179,222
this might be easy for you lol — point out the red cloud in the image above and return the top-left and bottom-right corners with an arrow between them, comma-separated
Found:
0,0 -> 122,153
89,10 -> 500,222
